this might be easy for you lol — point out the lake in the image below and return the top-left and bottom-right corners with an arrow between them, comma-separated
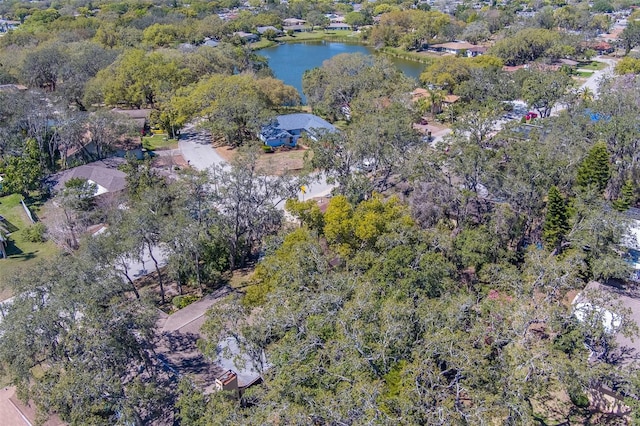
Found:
259,42 -> 426,103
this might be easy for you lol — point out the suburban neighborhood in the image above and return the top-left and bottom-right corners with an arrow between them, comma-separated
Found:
1,0 -> 640,424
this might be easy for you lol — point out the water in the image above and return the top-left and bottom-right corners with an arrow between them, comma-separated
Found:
259,42 -> 425,103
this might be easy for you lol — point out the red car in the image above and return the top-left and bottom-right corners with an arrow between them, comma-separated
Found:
525,112 -> 538,120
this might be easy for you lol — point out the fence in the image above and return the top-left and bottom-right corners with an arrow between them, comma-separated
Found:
20,198 -> 35,224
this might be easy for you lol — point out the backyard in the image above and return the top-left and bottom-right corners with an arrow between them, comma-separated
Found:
142,133 -> 178,151
0,194 -> 58,295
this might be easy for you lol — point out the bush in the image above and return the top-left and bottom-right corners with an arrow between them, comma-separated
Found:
172,294 -> 199,309
22,222 -> 47,243
262,145 -> 274,153
569,389 -> 590,408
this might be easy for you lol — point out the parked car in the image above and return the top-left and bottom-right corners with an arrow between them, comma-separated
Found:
525,112 -> 538,120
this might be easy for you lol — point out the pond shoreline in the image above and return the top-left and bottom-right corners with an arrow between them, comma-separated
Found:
252,33 -> 434,67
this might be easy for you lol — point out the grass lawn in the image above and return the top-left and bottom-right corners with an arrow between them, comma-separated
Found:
250,39 -> 277,49
578,61 -> 607,71
576,70 -> 594,77
276,30 -> 358,43
0,194 -> 59,294
258,148 -> 308,175
379,46 -> 437,64
142,133 -> 178,151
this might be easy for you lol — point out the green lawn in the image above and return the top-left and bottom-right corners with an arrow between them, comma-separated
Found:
576,70 -> 594,77
0,194 -> 59,292
142,133 -> 178,151
276,30 -> 358,43
578,61 -> 607,71
250,39 -> 277,49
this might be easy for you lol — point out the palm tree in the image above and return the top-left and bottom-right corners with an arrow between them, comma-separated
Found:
429,89 -> 446,115
579,87 -> 594,103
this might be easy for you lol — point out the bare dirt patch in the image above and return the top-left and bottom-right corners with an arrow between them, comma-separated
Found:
213,145 -> 237,163
258,147 -> 308,175
213,145 -> 310,175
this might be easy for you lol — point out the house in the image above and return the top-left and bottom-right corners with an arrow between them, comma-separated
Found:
622,215 -> 640,282
50,158 -> 127,197
325,23 -> 352,30
233,31 -> 259,43
111,108 -> 151,135
283,24 -> 311,33
256,26 -> 282,36
411,88 -> 430,102
429,41 -> 485,57
202,38 -> 220,47
259,114 -> 337,148
283,18 -> 306,26
156,288 -> 267,395
584,41 -> 615,55
0,20 -> 20,32
0,84 -> 27,93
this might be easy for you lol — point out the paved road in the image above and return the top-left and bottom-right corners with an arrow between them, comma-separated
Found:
178,124 -> 227,171
579,57 -> 617,97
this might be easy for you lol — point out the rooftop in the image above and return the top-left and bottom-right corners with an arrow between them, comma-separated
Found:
51,158 -> 127,195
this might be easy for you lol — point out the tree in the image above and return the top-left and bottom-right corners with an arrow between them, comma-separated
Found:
621,20 -> 640,54
613,180 -> 635,211
302,53 -> 413,120
344,11 -> 367,29
21,43 -> 67,92
461,21 -> 490,44
576,141 -> 611,195
615,57 -> 640,75
0,256 -> 164,425
94,49 -> 194,108
128,184 -> 172,304
488,28 -> 565,66
210,147 -> 300,268
1,140 -> 44,196
185,74 -> 275,146
56,177 -> 98,250
543,186 -> 569,251
306,10 -> 329,29
58,42 -> 117,110
521,70 -> 572,118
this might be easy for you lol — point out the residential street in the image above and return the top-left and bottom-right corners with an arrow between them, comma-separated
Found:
177,124 -> 227,170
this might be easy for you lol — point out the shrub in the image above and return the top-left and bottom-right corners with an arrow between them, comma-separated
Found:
569,389 -> 590,408
172,294 -> 199,309
262,145 -> 274,153
22,222 -> 47,243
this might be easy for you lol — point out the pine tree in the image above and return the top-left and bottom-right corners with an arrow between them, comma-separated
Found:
543,186 -> 569,250
613,179 -> 635,211
576,142 -> 611,195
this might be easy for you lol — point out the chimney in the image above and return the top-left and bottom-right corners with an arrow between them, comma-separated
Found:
215,370 -> 239,394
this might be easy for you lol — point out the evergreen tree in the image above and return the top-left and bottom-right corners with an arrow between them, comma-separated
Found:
613,180 -> 635,212
543,186 -> 570,250
576,142 -> 611,195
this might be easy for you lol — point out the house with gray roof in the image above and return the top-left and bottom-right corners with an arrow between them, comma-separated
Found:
256,25 -> 282,36
325,22 -> 352,30
259,113 -> 336,148
50,158 -> 127,197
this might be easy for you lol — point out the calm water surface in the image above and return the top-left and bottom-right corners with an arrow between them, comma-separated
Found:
259,42 -> 425,103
